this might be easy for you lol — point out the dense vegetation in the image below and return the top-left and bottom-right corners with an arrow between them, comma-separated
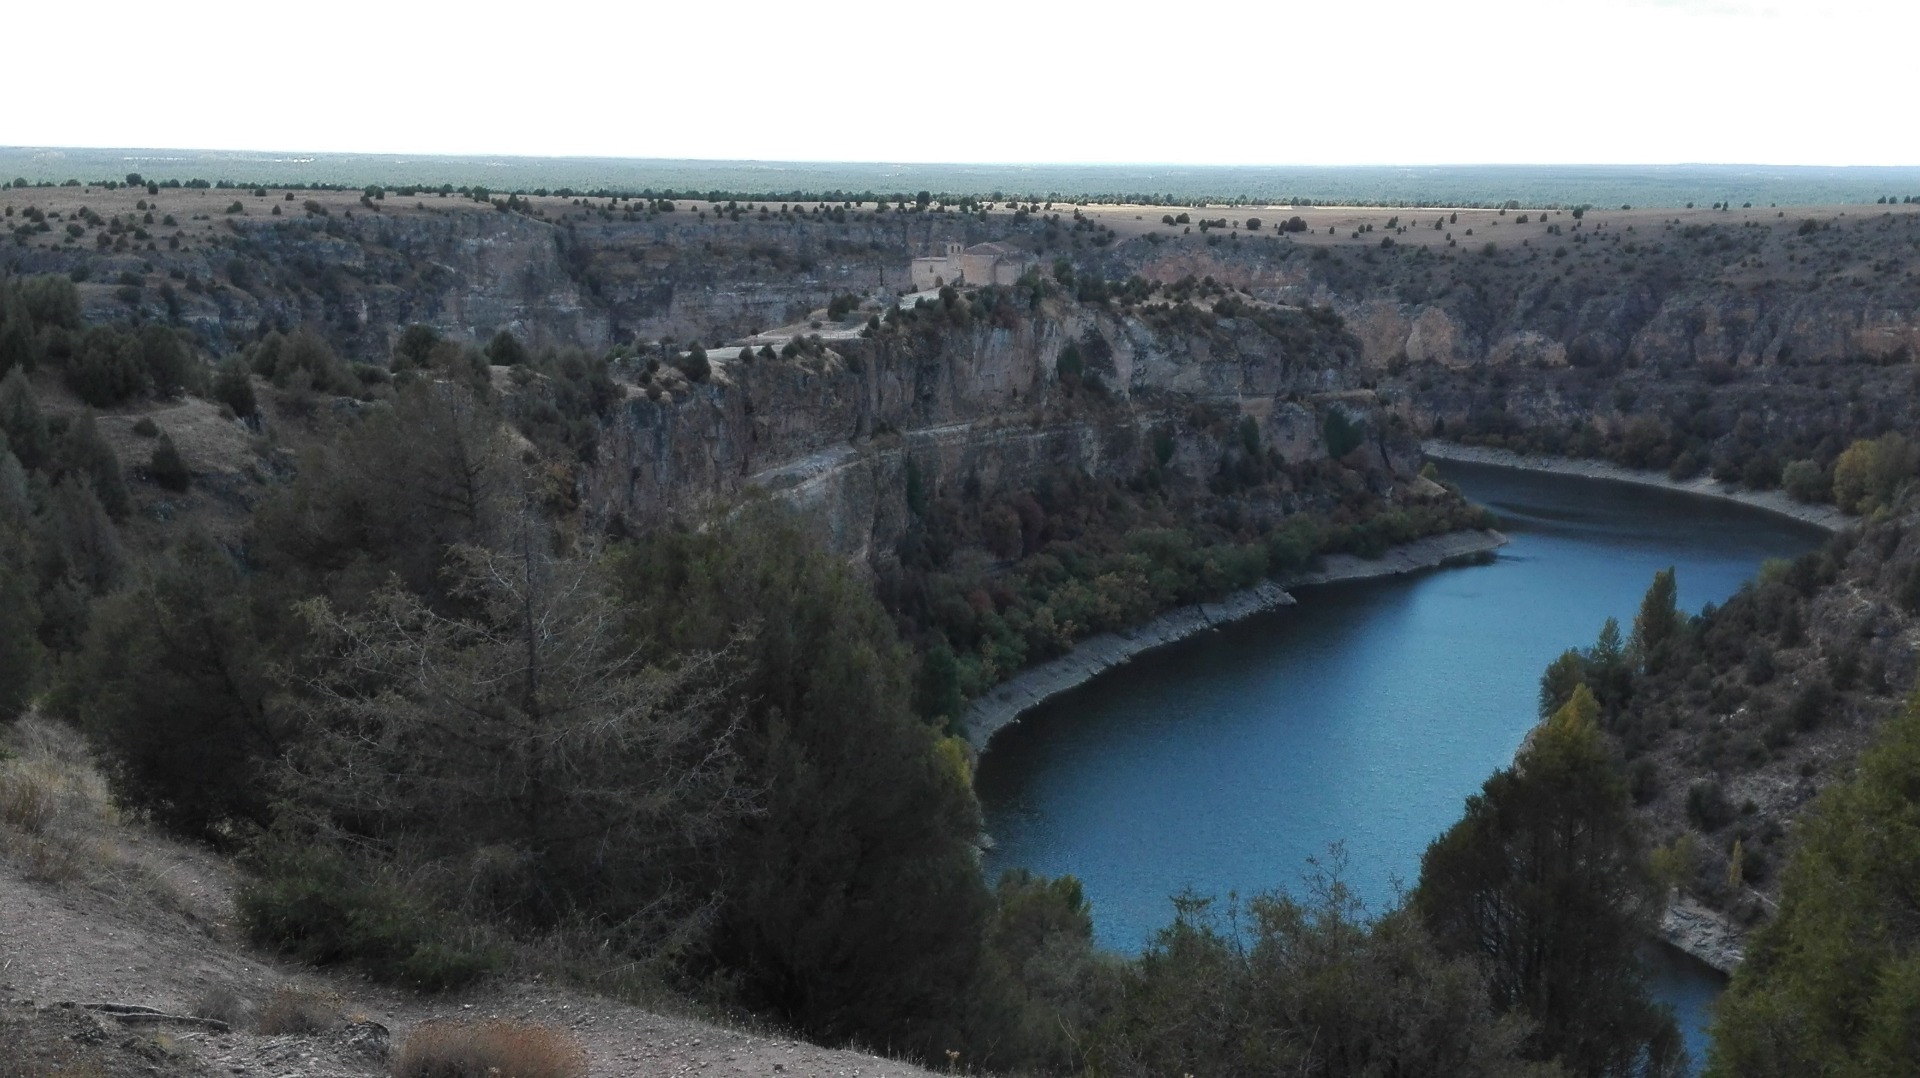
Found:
1708,694 -> 1920,1075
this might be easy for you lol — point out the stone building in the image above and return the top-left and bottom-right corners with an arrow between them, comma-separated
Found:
910,242 -> 1033,291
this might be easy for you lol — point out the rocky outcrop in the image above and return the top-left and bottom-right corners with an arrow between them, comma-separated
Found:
584,298 -> 1371,552
1661,897 -> 1747,975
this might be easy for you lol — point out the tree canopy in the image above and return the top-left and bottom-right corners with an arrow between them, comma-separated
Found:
1416,685 -> 1684,1077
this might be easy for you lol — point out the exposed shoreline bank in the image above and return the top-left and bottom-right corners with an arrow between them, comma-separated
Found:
962,528 -> 1509,753
1421,441 -> 1852,533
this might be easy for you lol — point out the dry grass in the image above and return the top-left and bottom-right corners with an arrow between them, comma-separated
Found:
391,1020 -> 586,1078
0,717 -> 119,883
256,984 -> 342,1036
188,984 -> 252,1031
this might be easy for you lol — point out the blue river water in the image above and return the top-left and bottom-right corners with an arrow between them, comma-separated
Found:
975,460 -> 1828,1071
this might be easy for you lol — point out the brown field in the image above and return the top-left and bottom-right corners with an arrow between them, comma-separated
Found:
9,179 -> 1917,261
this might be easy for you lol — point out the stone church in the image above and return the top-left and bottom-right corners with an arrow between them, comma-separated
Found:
910,242 -> 1033,291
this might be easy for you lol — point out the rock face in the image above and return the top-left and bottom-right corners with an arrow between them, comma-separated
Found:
1661,897 -> 1747,975
584,298 -> 1372,556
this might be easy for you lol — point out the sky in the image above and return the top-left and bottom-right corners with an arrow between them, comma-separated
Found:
5,0 -> 1913,166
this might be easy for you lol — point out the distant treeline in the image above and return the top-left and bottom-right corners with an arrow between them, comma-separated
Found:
7,149 -> 1920,208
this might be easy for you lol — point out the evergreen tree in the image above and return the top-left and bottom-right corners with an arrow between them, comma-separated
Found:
613,503 -> 990,1057
62,410 -> 130,520
148,433 -> 191,491
1415,685 -> 1683,1077
57,531 -> 276,839
1628,568 -> 1682,674
0,447 -> 40,719
0,368 -> 48,471
1707,696 -> 1920,1076
484,328 -> 529,367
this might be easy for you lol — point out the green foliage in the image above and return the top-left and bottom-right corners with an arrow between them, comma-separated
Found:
393,324 -> 442,370
238,837 -> 500,991
148,433 -> 190,491
282,539 -> 748,942
135,325 -> 195,398
1780,458 -> 1827,503
1151,427 -> 1176,467
903,456 -> 929,518
18,275 -> 80,331
0,368 -> 49,471
1091,872 -> 1556,1078
1831,432 -> 1916,515
613,503 -> 991,1057
484,329 -> 529,368
499,347 -> 619,463
1708,696 -> 1920,1076
971,869 -> 1102,1072
1415,686 -> 1684,1076
65,328 -> 146,406
57,531 -> 276,839
212,356 -> 258,418
675,344 -> 711,383
1323,406 -> 1366,459
62,411 -> 129,520
912,641 -> 964,728
0,452 -> 40,720
1056,342 -> 1084,381
1539,648 -> 1587,718
252,381 -> 518,602
1629,567 -> 1683,674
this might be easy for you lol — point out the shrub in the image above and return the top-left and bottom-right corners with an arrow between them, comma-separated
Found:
239,841 -> 501,992
225,201 -> 244,214
257,985 -> 340,1036
392,1020 -> 586,1078
675,344 -> 711,383
66,329 -> 146,407
1686,779 -> 1735,831
190,984 -> 252,1031
213,357 -> 258,419
0,717 -> 117,883
148,434 -> 191,491
1780,459 -> 1827,503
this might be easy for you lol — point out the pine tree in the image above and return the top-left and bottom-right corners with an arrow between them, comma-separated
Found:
0,368 -> 48,471
1415,685 -> 1684,1076
1628,567 -> 1682,674
63,411 -> 129,520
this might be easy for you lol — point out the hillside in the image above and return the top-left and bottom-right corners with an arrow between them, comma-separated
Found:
0,720 -> 937,1078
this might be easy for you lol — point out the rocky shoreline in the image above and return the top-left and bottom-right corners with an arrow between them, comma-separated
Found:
1421,441 -> 1852,533
962,528 -> 1509,752
1659,897 -> 1746,976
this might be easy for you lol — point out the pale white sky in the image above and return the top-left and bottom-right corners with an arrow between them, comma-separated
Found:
5,0 -> 1912,166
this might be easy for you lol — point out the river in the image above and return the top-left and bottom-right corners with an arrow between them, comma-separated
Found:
974,460 -> 1829,1071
